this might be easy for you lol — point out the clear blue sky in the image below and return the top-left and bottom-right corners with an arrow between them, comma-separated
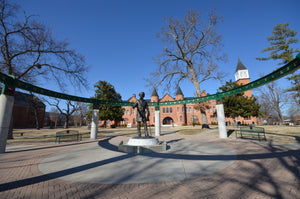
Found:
18,0 -> 300,101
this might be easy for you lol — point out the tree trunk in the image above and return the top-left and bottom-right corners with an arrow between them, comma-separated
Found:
201,112 -> 207,124
192,80 -> 209,126
277,107 -> 284,124
7,113 -> 13,139
34,108 -> 40,130
292,72 -> 300,104
64,116 -> 69,129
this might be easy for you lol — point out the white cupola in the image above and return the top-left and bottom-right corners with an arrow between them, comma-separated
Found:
235,57 -> 249,81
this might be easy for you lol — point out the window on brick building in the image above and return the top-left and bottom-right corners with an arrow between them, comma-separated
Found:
163,108 -> 165,113
170,107 -> 172,113
180,115 -> 183,122
177,107 -> 179,112
244,116 -> 251,120
166,107 -> 169,113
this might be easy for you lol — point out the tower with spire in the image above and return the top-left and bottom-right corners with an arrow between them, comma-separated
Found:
235,57 -> 252,97
151,88 -> 159,103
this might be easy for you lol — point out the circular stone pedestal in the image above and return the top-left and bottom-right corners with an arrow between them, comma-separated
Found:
127,136 -> 159,146
119,136 -> 166,154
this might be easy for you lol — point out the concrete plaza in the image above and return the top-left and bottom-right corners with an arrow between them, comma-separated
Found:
0,130 -> 300,199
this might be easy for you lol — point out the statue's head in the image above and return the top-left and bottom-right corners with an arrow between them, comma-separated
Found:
139,92 -> 145,99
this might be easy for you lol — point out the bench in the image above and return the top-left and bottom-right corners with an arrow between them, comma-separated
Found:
235,126 -> 266,142
55,130 -> 82,144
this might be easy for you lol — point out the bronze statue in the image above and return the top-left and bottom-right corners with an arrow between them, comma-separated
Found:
132,92 -> 150,137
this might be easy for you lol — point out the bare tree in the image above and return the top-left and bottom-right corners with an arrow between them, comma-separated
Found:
0,0 -> 88,87
45,99 -> 80,129
147,8 -> 226,125
257,81 -> 287,124
75,102 -> 89,126
49,107 -> 59,128
28,92 -> 45,130
0,0 -> 88,138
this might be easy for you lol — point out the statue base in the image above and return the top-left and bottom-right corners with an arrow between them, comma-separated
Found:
119,136 -> 167,154
127,136 -> 159,146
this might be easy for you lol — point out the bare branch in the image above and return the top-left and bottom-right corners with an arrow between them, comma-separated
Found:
0,0 -> 88,90
148,8 -> 226,98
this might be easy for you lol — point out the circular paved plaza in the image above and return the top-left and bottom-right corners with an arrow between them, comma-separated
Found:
38,137 -> 236,184
1,133 -> 300,199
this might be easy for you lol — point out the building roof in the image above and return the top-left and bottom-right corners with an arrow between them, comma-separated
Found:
176,87 -> 184,96
151,88 -> 159,97
14,91 -> 45,109
235,57 -> 247,72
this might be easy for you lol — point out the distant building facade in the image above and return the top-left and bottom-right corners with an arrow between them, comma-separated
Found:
122,58 -> 258,126
13,91 -> 46,128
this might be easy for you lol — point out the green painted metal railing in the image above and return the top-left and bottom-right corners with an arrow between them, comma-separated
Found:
1,53 -> 300,107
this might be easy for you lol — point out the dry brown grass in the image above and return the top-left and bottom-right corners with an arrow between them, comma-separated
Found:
7,125 -> 300,145
226,125 -> 300,143
176,125 -> 300,143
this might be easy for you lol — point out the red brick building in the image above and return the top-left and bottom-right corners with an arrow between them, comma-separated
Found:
122,58 -> 258,126
13,91 -> 45,128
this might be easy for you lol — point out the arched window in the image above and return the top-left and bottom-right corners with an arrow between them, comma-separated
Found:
170,107 -> 172,113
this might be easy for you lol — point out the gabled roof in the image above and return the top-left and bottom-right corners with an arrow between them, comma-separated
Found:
235,57 -> 247,72
14,91 -> 45,108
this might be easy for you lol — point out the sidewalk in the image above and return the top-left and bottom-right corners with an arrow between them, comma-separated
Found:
1,134 -> 300,199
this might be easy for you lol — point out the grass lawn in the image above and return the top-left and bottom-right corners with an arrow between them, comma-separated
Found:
6,125 -> 300,145
176,125 -> 300,143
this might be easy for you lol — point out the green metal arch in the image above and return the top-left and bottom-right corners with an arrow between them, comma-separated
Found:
0,53 -> 299,107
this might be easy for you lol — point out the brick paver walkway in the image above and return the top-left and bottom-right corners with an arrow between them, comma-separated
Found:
0,135 -> 300,199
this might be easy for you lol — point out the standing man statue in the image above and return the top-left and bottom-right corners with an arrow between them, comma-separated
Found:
133,92 -> 150,137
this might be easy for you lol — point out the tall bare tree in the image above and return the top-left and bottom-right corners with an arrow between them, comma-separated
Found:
0,0 -> 88,138
147,8 -> 226,125
28,92 -> 45,130
257,81 -> 287,124
0,0 -> 88,87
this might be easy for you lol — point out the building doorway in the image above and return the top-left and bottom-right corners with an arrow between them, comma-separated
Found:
163,117 -> 174,125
